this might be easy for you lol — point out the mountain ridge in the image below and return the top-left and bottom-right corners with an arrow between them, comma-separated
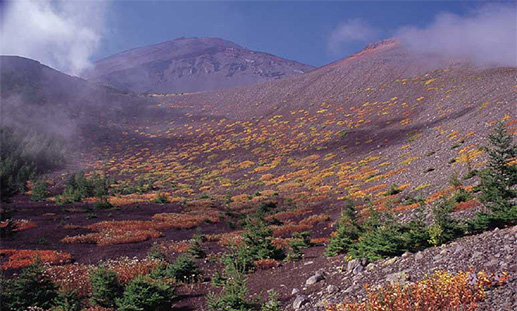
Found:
85,37 -> 315,94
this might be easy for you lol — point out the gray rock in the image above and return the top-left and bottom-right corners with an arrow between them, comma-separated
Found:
386,271 -> 410,285
366,263 -> 376,271
344,285 -> 357,293
415,252 -> 424,261
453,245 -> 464,254
306,271 -> 325,285
433,254 -> 443,262
353,264 -> 364,274
347,258 -> 366,274
293,295 -> 309,309
383,257 -> 397,266
326,284 -> 339,294
472,251 -> 483,260
292,288 -> 300,295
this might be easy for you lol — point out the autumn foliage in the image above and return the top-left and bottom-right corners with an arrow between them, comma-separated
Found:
62,212 -> 220,246
45,257 -> 166,297
0,249 -> 72,270
326,270 -> 509,311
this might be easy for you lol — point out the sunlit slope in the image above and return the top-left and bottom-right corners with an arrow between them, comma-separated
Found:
87,41 -> 516,213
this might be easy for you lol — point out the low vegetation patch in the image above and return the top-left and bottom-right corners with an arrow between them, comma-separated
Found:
0,249 -> 72,270
326,123 -> 516,261
326,270 -> 509,311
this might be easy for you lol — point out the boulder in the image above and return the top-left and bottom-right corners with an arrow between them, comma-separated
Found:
306,271 -> 326,285
326,284 -> 339,294
293,295 -> 309,309
386,271 -> 410,285
383,257 -> 397,266
346,258 -> 366,274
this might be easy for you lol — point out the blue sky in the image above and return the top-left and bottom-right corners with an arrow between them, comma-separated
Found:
98,1 -> 487,67
2,0 -> 514,74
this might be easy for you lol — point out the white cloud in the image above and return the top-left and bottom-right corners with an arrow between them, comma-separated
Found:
396,4 -> 517,67
0,0 -> 107,75
328,19 -> 379,55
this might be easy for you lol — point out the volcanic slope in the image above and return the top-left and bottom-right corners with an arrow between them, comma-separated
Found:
85,37 -> 315,94
87,39 -> 516,214
2,40 -> 516,310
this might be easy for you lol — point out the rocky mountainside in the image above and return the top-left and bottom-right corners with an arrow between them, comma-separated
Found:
283,226 -> 516,310
0,56 -> 152,118
165,38 -> 511,119
85,37 -> 315,94
0,55 -> 161,146
1,38 -> 515,311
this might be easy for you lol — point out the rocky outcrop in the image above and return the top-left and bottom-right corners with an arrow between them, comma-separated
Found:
290,226 -> 517,310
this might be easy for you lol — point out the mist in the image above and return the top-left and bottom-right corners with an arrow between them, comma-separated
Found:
396,3 -> 517,67
328,19 -> 379,55
0,0 -> 107,75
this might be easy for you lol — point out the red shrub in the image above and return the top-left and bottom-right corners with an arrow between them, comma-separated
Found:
1,249 -> 72,270
454,199 -> 481,212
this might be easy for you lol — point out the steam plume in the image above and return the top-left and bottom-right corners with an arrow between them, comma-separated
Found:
396,4 -> 517,67
328,19 -> 379,55
0,0 -> 107,75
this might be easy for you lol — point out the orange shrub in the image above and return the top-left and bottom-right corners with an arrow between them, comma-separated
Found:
326,270 -> 509,311
299,214 -> 331,226
206,231 -> 244,247
82,307 -> 114,311
62,211 -> 220,246
238,160 -> 255,169
46,257 -> 166,297
108,193 -> 157,206
46,264 -> 91,297
106,257 -> 166,284
254,259 -> 280,270
1,249 -> 72,270
392,202 -> 420,212
87,220 -> 172,232
158,240 -> 191,253
426,186 -> 456,204
277,182 -> 303,192
272,224 -> 312,237
260,174 -> 275,181
310,237 -> 330,245
267,208 -> 311,221
361,184 -> 388,196
454,199 -> 481,212
271,238 -> 292,249
231,193 -> 250,203
61,229 -> 162,246
152,213 -> 218,228
13,219 -> 37,231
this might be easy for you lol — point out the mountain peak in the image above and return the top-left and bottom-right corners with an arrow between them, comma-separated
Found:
86,37 -> 315,93
362,38 -> 399,52
161,37 -> 246,51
